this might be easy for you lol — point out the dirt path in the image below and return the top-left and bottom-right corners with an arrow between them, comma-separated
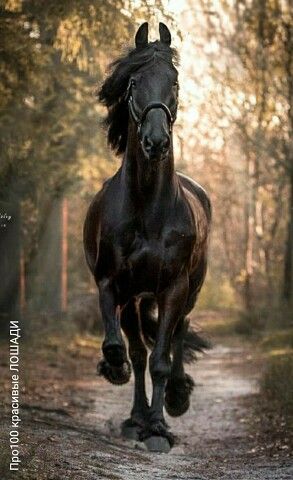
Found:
1,336 -> 292,479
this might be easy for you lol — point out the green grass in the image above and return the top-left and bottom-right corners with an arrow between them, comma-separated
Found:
207,305 -> 293,432
260,352 -> 293,428
0,442 -> 10,479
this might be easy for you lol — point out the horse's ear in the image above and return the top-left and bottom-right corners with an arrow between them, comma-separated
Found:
159,22 -> 171,46
135,22 -> 148,49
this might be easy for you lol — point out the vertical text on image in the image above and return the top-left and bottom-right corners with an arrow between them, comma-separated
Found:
9,320 -> 21,471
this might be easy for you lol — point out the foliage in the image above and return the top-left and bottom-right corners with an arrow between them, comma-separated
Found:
197,273 -> 237,310
1,0 -> 292,315
0,0 -> 167,302
182,0 -> 293,310
234,304 -> 293,336
261,352 -> 293,427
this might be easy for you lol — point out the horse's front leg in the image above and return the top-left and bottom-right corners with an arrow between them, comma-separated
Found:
165,317 -> 195,417
97,279 -> 131,385
121,299 -> 149,438
141,272 -> 189,450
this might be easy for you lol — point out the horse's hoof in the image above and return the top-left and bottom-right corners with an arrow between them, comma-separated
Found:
165,397 -> 190,417
139,420 -> 175,450
102,341 -> 126,367
144,436 -> 171,453
121,421 -> 140,441
122,425 -> 139,441
121,414 -> 148,440
165,373 -> 194,417
97,359 -> 131,385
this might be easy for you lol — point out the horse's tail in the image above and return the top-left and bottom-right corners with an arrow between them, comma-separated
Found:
180,317 -> 211,362
140,313 -> 211,363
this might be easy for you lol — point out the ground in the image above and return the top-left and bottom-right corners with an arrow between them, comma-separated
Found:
0,312 -> 292,480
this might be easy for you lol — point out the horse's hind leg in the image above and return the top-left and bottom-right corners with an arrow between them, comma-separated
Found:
121,299 -> 149,438
97,279 -> 131,385
165,264 -> 207,416
165,317 -> 194,417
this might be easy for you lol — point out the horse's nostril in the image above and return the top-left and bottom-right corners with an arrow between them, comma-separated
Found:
143,135 -> 170,156
161,137 -> 170,151
144,136 -> 153,151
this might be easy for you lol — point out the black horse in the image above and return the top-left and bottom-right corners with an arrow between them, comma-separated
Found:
83,22 -> 211,452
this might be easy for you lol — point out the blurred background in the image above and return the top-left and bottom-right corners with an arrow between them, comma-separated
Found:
0,0 -> 292,472
1,0 -> 292,320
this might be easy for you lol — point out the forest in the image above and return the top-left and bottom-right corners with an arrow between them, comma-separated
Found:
0,0 -> 292,478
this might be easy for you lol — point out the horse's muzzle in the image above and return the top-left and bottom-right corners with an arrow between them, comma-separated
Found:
142,134 -> 170,162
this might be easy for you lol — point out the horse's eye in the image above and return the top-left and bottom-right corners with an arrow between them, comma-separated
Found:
131,79 -> 136,88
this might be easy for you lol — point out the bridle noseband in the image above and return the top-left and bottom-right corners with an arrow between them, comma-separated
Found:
126,79 -> 177,135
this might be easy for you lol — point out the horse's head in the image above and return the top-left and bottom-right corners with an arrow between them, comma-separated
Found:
127,23 -> 179,162
99,23 -> 179,160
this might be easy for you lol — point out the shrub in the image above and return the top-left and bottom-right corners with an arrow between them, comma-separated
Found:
260,353 -> 293,427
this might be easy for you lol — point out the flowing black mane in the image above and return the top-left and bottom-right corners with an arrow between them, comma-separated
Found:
98,41 -> 179,155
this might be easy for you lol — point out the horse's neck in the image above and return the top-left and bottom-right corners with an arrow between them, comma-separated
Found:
121,122 -> 177,217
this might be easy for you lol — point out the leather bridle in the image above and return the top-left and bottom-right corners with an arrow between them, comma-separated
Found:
125,79 -> 177,136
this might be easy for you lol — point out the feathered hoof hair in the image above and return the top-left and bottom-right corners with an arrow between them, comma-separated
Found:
165,373 -> 195,417
97,359 -> 131,385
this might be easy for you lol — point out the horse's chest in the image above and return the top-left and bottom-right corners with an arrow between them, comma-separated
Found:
118,229 -> 194,293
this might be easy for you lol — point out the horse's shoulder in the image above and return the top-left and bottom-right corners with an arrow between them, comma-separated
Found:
177,172 -> 212,223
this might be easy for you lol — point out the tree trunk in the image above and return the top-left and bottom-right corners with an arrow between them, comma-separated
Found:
243,155 -> 255,311
0,199 -> 20,334
20,247 -> 26,312
36,197 -> 63,312
283,171 -> 293,306
283,17 -> 293,307
61,197 -> 68,312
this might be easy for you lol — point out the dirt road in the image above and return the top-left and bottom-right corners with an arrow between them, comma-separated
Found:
1,333 -> 292,479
